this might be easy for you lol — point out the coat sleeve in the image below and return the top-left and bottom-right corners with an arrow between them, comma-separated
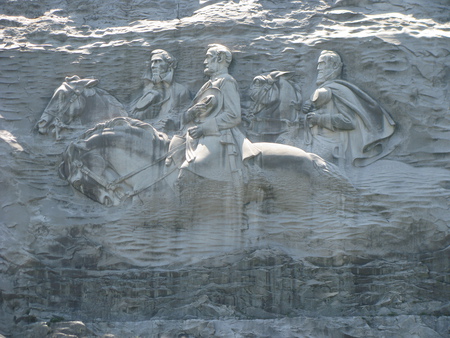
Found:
313,85 -> 356,131
202,76 -> 242,135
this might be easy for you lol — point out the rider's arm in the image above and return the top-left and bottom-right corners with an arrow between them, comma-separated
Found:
201,77 -> 241,135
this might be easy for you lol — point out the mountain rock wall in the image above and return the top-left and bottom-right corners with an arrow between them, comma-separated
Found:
0,0 -> 449,337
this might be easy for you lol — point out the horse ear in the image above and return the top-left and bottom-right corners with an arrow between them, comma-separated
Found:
272,71 -> 294,80
85,79 -> 99,88
73,140 -> 88,150
65,75 -> 81,83
268,71 -> 292,84
264,72 -> 277,85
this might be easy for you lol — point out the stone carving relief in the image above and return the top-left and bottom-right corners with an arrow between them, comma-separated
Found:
37,75 -> 128,140
302,50 -> 396,168
60,114 -> 353,211
38,50 -> 191,141
246,71 -> 302,143
3,1 -> 449,336
45,45 -> 406,251
59,45 -> 355,223
170,44 -> 260,183
130,49 -> 191,134
55,46 -> 401,214
59,117 -> 172,207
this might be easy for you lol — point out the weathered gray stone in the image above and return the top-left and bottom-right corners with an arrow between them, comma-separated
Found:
0,0 -> 449,337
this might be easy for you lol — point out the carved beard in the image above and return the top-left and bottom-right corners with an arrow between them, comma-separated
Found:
150,67 -> 173,84
151,73 -> 165,84
316,67 -> 341,85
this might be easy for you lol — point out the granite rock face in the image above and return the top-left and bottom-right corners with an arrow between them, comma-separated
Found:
0,0 -> 449,337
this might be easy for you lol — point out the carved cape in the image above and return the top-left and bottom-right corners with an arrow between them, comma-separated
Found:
307,79 -> 396,167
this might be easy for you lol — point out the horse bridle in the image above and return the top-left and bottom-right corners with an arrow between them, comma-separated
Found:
73,143 -> 184,204
42,82 -> 87,140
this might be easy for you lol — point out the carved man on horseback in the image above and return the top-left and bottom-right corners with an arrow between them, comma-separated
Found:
168,44 -> 260,184
58,46 -> 355,223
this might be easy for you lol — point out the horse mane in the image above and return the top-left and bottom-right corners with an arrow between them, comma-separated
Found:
79,117 -> 169,143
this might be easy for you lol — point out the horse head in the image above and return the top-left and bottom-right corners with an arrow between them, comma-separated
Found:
37,75 -> 99,138
37,75 -> 127,140
249,71 -> 301,121
275,71 -> 302,122
59,140 -> 118,206
247,71 -> 302,142
59,117 -> 171,206
249,71 -> 281,118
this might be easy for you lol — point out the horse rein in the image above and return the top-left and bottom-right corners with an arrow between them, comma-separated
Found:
41,82 -> 87,140
74,142 -> 185,204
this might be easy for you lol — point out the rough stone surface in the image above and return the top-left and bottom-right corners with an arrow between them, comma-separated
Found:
1,0 -> 449,337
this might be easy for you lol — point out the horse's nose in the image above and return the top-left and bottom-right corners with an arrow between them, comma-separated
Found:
103,195 -> 113,207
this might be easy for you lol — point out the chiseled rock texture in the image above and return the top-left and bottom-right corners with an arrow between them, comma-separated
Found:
0,0 -> 449,337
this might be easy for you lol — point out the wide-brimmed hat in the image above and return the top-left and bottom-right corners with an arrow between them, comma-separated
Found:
135,90 -> 162,110
65,75 -> 99,88
191,87 -> 223,122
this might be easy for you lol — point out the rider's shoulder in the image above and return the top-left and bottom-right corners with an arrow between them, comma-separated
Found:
213,73 -> 238,90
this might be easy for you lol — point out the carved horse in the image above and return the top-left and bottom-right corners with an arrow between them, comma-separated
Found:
246,71 -> 302,142
37,75 -> 127,140
59,117 -> 355,223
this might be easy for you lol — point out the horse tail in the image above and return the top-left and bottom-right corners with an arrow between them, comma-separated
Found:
311,153 -> 356,194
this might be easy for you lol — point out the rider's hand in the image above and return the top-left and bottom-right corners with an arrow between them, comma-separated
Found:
195,103 -> 208,115
186,107 -> 199,122
306,113 -> 319,127
302,100 -> 313,114
188,125 -> 203,139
